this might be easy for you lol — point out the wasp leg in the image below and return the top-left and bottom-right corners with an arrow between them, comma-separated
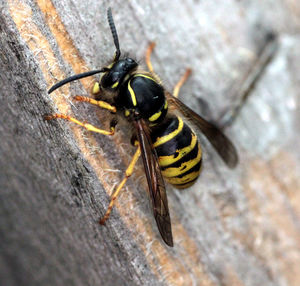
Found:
99,144 -> 141,224
146,42 -> 192,98
173,68 -> 192,98
44,114 -> 117,136
73,96 -> 116,113
145,42 -> 156,74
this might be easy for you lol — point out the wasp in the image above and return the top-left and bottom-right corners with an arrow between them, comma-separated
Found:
46,8 -> 238,247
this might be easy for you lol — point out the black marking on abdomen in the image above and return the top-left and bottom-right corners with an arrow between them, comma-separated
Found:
151,116 -> 202,188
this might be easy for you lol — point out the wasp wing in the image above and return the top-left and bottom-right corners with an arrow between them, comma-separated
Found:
133,119 -> 173,247
166,92 -> 238,168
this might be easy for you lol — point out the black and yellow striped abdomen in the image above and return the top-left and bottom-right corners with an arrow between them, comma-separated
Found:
151,116 -> 202,189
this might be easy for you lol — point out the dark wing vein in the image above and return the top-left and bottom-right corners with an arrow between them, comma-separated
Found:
166,92 -> 238,168
133,119 -> 173,247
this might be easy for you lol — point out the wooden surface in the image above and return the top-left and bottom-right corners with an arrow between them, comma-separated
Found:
1,1 -> 300,285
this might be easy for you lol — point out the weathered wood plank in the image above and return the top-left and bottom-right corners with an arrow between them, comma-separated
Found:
1,0 -> 300,285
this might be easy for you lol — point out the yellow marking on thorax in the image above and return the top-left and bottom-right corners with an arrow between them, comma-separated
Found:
164,100 -> 168,109
153,117 -> 184,148
128,80 -> 137,106
149,99 -> 168,122
149,111 -> 162,122
158,133 -> 198,167
134,73 -> 156,82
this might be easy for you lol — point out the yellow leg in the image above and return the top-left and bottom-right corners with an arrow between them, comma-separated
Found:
173,68 -> 192,98
99,145 -> 141,225
145,42 -> 191,98
44,114 -> 116,135
73,96 -> 116,113
145,42 -> 156,73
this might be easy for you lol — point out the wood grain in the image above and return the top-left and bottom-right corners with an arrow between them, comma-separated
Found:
1,1 -> 299,285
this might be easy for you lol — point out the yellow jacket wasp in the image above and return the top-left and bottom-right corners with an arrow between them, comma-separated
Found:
46,8 -> 238,247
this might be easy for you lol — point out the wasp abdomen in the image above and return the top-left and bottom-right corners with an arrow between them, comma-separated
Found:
151,116 -> 202,189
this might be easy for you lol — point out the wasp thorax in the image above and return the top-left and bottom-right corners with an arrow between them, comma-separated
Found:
100,58 -> 138,90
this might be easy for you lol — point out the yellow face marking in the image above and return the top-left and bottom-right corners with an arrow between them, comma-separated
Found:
112,81 -> 119,88
149,111 -> 162,122
125,109 -> 130,117
128,80 -> 137,106
158,133 -> 198,167
153,117 -> 184,148
92,82 -> 100,94
161,144 -> 202,177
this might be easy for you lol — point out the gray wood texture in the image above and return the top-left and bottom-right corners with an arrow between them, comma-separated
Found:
1,0 -> 300,285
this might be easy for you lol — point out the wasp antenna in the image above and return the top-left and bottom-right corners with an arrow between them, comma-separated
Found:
48,69 -> 107,94
107,7 -> 121,61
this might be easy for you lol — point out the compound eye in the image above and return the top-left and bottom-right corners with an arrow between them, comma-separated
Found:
109,72 -> 121,89
101,71 -> 116,89
111,72 -> 119,82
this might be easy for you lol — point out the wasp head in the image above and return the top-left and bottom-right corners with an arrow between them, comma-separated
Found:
100,58 -> 138,91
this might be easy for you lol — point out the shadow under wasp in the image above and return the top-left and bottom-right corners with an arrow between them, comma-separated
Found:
45,8 -> 238,247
